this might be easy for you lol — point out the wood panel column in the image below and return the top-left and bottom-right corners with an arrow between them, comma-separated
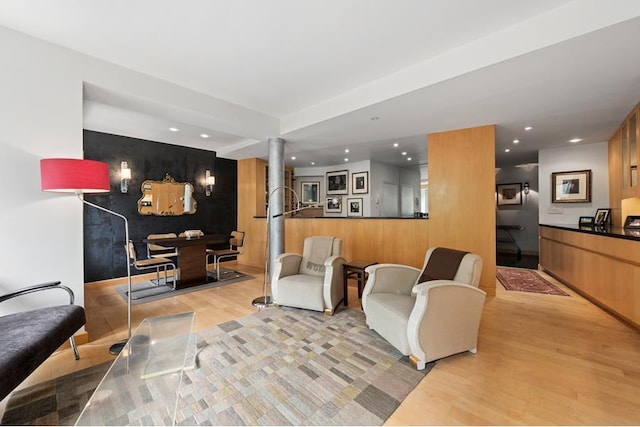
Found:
428,125 -> 496,295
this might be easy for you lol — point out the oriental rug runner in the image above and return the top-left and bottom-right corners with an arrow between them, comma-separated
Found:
2,307 -> 432,426
497,267 -> 570,296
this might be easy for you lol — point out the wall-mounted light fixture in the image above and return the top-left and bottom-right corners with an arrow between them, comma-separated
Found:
120,161 -> 131,193
205,169 -> 216,196
523,182 -> 530,195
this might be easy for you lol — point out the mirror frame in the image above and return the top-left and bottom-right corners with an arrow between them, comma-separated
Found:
138,173 -> 197,216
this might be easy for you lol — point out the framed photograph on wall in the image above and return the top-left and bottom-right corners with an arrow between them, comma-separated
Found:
301,181 -> 320,204
325,196 -> 342,213
594,208 -> 611,225
551,169 -> 592,203
351,171 -> 369,194
326,170 -> 348,195
496,183 -> 522,206
347,197 -> 363,217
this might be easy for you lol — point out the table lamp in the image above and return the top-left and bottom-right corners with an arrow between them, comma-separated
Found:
40,158 -> 132,355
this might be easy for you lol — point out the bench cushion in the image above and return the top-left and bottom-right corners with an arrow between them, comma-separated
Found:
0,305 -> 85,401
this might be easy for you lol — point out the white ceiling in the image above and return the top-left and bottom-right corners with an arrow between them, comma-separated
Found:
1,0 -> 640,169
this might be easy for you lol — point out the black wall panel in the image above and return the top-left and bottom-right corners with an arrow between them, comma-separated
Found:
83,130 -> 237,282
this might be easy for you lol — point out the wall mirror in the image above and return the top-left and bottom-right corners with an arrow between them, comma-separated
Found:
138,173 -> 197,216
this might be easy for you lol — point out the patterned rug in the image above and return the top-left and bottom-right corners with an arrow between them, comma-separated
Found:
2,308 -> 432,426
0,362 -> 111,425
497,267 -> 570,296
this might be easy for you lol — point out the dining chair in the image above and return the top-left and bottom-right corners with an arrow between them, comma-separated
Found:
127,241 -> 177,289
206,231 -> 245,281
146,233 -> 178,259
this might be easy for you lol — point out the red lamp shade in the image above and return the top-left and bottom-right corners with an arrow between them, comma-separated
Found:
40,158 -> 111,193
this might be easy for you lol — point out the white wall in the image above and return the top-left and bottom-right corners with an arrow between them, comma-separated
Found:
538,142 -> 610,225
0,25 -> 275,315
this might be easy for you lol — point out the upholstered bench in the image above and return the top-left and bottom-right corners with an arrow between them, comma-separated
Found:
0,281 -> 86,401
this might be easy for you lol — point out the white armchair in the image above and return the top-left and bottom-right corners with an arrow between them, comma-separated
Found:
272,236 -> 346,315
362,247 -> 485,370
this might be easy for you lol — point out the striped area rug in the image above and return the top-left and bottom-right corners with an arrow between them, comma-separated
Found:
176,307 -> 433,425
1,308 -> 432,426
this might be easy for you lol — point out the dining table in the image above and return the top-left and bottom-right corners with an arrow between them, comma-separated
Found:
143,234 -> 229,289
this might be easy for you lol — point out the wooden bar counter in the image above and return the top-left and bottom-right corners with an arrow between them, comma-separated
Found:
540,224 -> 640,330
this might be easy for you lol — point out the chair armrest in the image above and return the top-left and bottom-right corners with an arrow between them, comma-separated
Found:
363,264 -> 420,296
273,253 -> 302,279
408,280 -> 487,363
323,256 -> 346,310
0,281 -> 75,304
412,280 -> 487,297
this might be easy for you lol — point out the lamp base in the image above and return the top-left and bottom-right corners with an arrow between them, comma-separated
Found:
252,295 -> 273,309
109,340 -> 128,355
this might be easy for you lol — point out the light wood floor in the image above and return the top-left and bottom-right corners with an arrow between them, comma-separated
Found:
3,264 -> 640,425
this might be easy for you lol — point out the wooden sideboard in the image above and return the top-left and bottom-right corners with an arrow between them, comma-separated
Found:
540,224 -> 640,330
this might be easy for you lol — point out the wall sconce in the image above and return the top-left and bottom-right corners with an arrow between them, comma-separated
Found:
205,169 -> 215,196
120,161 -> 131,193
523,182 -> 530,195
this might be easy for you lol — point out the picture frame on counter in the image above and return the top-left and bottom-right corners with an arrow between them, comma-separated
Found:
623,215 -> 640,229
594,208 -> 611,226
579,216 -> 594,226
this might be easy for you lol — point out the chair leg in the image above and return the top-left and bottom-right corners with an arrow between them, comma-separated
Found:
409,354 -> 426,370
70,336 -> 80,360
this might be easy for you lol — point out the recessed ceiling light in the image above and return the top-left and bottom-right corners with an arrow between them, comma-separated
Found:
200,133 -> 209,138
291,156 -> 296,160
345,148 -> 349,153
524,126 -> 533,131
311,162 -> 315,165
505,148 -> 510,153
569,138 -> 582,143
344,158 -> 349,162
513,139 -> 520,144
169,127 -> 179,132
393,142 -> 399,148
407,157 -> 412,161
402,152 -> 407,156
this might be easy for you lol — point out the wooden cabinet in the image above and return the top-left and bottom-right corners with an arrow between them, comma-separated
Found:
609,102 -> 640,227
264,165 -> 295,216
540,225 -> 640,331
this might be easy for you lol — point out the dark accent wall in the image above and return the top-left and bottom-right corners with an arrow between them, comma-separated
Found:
83,130 -> 237,282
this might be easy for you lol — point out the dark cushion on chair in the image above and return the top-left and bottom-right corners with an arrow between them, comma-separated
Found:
0,305 -> 85,401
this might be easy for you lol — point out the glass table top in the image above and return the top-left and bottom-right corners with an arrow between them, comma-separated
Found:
75,311 -> 197,426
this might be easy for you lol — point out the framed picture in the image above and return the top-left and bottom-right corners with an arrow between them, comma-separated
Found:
496,183 -> 522,206
551,170 -> 592,203
623,215 -> 640,228
325,196 -> 342,213
347,197 -> 363,217
326,170 -> 348,195
301,181 -> 320,204
594,208 -> 611,225
579,216 -> 594,226
351,171 -> 369,194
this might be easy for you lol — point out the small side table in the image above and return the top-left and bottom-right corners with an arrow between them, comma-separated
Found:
343,260 -> 378,306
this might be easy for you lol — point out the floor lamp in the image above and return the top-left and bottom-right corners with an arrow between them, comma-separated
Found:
252,186 -> 309,309
40,158 -> 132,355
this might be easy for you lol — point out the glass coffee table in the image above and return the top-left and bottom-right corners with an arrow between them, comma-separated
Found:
75,312 -> 197,426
